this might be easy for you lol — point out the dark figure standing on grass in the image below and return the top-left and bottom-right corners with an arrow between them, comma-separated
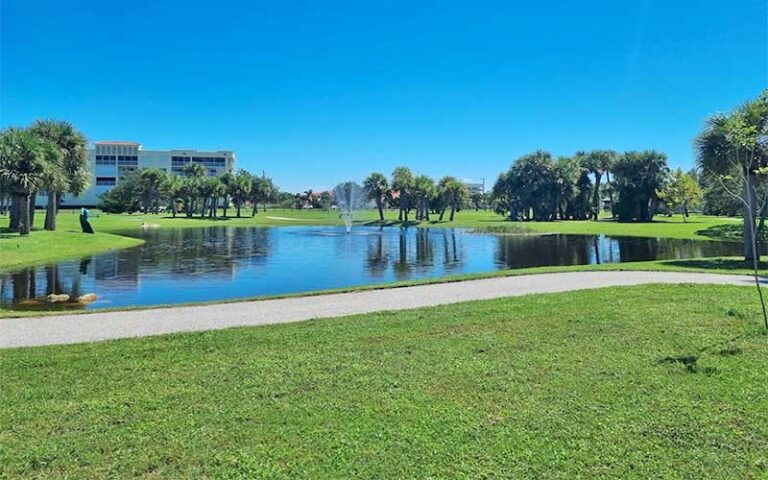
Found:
79,207 -> 94,234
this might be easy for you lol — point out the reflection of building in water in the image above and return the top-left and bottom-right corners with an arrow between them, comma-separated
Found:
94,250 -> 140,289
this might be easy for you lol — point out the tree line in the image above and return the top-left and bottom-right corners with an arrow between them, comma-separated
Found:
489,149 -> 701,223
361,168 -> 472,222
99,165 -> 277,219
0,121 -> 89,234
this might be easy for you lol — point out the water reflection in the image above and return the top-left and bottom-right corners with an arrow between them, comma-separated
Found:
0,226 -> 747,311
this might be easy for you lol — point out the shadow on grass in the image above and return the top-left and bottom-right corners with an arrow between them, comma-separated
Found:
662,258 -> 768,272
696,222 -> 768,242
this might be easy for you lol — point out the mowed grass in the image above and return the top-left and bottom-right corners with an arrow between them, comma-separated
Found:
2,284 -> 767,478
48,208 -> 743,240
0,227 -> 143,273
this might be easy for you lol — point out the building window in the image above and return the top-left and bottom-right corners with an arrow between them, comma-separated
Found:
96,177 -> 116,186
95,155 -> 117,165
117,156 -> 138,166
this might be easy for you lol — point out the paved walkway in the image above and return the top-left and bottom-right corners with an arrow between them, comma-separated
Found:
0,271 -> 757,348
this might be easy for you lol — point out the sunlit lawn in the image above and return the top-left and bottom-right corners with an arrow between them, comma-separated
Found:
2,284 -> 767,478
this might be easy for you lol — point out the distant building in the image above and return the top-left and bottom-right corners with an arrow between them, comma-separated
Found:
47,140 -> 236,207
462,180 -> 485,195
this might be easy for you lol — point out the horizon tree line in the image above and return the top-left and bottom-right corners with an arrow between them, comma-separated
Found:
99,164 -> 278,218
362,168 -> 471,222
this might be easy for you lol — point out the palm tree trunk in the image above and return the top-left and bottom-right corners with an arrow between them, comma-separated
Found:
605,171 -> 615,218
28,192 -> 36,229
18,194 -> 31,235
376,197 -> 384,221
44,192 -> 57,231
592,173 -> 602,220
9,196 -> 20,230
449,203 -> 456,221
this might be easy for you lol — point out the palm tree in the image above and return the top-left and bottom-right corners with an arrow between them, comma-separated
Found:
445,178 -> 469,221
228,169 -> 252,218
183,163 -> 206,217
581,150 -> 617,220
137,168 -> 168,214
391,167 -> 414,222
164,175 -> 185,217
612,150 -> 669,222
412,175 -> 435,221
695,90 -> 768,261
0,128 -> 48,235
218,171 -> 234,217
30,120 -> 89,231
363,172 -> 389,221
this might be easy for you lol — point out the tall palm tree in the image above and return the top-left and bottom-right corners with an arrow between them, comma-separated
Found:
0,128 -> 48,235
391,166 -> 414,222
183,162 -> 206,217
695,90 -> 768,261
228,169 -> 252,218
412,175 -> 435,221
581,149 -> 617,220
218,171 -> 234,217
164,175 -> 185,218
30,120 -> 89,231
363,172 -> 389,221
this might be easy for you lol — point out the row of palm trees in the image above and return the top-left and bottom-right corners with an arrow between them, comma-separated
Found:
362,168 -> 471,222
0,121 -> 89,235
100,165 -> 277,219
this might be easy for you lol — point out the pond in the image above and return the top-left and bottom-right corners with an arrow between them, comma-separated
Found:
0,226 -> 745,311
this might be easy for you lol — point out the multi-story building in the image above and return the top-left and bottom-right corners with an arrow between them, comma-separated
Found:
462,179 -> 485,196
54,140 -> 236,207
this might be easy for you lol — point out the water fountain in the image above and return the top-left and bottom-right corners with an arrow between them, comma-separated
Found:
334,181 -> 366,233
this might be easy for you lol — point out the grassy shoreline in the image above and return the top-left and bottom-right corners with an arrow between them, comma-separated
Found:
3,284 -> 767,478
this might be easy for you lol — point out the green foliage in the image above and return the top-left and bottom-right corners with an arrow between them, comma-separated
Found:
657,168 -> 703,221
612,150 -> 669,222
98,171 -> 141,213
492,150 -> 589,221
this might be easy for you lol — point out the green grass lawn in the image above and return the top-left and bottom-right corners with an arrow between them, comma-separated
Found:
49,208 -> 742,241
0,228 -> 143,273
2,284 -> 767,478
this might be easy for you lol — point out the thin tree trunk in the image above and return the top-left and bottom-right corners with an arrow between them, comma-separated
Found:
449,203 -> 456,221
744,173 -> 759,261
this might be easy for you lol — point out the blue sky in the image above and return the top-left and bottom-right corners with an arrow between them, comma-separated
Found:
1,0 -> 766,192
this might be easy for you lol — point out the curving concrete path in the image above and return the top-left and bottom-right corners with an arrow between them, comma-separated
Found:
0,271 -> 758,348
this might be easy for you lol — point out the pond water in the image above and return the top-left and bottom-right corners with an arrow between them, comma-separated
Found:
0,226 -> 745,311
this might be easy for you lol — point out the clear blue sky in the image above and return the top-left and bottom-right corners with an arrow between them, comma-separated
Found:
1,0 -> 766,192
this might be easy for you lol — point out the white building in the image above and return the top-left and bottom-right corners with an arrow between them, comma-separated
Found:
462,179 -> 485,196
53,141 -> 236,207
